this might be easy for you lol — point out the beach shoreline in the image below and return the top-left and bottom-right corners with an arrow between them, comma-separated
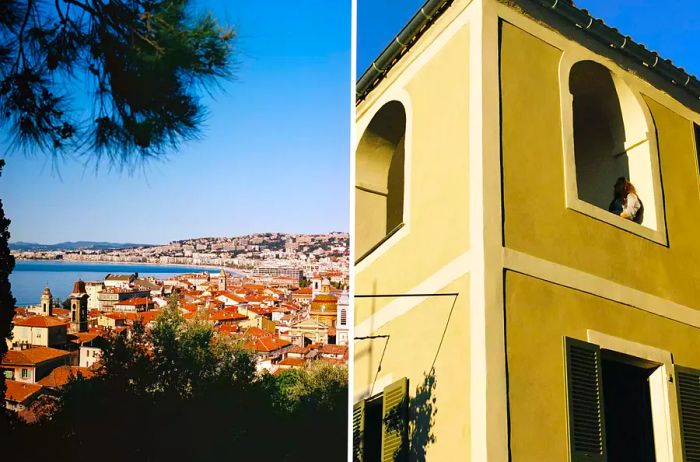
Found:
15,258 -> 249,276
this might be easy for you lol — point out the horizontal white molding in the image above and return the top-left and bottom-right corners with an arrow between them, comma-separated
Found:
355,251 -> 472,337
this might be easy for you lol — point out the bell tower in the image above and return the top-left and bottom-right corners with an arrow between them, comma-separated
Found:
69,280 -> 89,333
219,267 -> 227,291
311,273 -> 322,298
40,287 -> 53,316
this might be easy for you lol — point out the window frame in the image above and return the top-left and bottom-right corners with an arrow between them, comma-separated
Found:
583,330 -> 682,462
558,52 -> 668,245
353,377 -> 409,462
354,91 -> 413,270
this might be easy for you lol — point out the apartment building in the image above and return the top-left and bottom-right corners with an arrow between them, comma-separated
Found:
353,1 -> 700,460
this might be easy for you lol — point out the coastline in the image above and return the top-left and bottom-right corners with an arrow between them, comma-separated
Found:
15,258 -> 249,276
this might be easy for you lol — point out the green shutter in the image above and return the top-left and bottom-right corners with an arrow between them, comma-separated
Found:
676,366 -> 700,462
565,337 -> 607,462
381,377 -> 409,462
353,400 -> 366,462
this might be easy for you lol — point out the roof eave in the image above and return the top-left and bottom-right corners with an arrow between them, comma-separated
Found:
356,0 -> 700,108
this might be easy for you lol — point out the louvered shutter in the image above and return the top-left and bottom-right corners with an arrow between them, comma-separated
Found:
353,400 -> 366,462
381,377 -> 409,462
565,337 -> 607,462
676,366 -> 700,462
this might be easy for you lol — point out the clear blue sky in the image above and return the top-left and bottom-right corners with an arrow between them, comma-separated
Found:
0,1 -> 350,245
358,0 -> 700,79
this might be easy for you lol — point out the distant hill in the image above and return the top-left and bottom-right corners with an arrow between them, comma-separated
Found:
9,241 -> 154,251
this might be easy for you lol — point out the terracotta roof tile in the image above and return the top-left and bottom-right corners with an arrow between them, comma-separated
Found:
320,344 -> 348,356
243,336 -> 290,353
2,347 -> 70,366
4,380 -> 42,404
37,366 -> 94,388
278,357 -> 305,367
114,297 -> 153,306
13,316 -> 68,328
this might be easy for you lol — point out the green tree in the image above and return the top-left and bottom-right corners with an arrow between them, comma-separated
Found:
0,160 -> 15,422
0,0 -> 235,161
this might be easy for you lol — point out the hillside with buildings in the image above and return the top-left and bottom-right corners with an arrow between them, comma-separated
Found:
3,269 -> 349,423
12,232 -> 349,279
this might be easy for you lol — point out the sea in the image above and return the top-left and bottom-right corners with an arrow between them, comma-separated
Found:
10,260 -> 216,306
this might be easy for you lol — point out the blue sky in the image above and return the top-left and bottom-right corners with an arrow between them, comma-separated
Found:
0,1 -> 350,245
358,0 -> 700,77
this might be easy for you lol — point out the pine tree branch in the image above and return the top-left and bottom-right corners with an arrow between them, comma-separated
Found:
13,0 -> 33,70
54,0 -> 66,23
62,0 -> 97,17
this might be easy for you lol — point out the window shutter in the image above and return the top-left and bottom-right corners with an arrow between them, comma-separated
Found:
565,337 -> 607,462
676,366 -> 700,462
353,400 -> 366,462
381,377 -> 409,462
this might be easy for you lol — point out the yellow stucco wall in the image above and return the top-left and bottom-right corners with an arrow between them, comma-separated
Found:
355,24 -> 471,323
504,271 -> 700,461
355,276 -> 470,460
354,22 -> 472,461
500,20 -> 700,310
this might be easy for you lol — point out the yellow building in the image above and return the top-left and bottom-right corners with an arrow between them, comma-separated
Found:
354,1 -> 700,461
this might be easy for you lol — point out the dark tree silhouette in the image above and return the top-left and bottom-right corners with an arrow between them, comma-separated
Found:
0,0 -> 235,163
3,303 -> 348,461
0,160 -> 16,420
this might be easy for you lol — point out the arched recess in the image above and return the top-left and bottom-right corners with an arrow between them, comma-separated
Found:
355,100 -> 406,259
563,58 -> 663,234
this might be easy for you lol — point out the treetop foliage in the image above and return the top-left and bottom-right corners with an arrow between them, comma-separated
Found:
0,0 -> 235,165
2,299 -> 348,461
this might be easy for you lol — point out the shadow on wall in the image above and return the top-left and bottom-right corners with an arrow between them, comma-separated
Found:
409,369 -> 437,461
385,368 -> 438,462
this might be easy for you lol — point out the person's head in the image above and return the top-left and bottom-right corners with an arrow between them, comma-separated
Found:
625,179 -> 637,196
614,177 -> 626,198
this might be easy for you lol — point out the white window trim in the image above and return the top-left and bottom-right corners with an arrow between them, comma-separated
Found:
586,330 -> 682,462
559,52 -> 668,245
354,89 -> 413,272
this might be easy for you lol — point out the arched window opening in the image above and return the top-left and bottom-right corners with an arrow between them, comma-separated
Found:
355,101 -> 406,259
569,60 -> 658,230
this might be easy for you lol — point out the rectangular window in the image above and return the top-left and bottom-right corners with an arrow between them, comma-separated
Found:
601,353 -> 656,461
352,378 -> 408,462
21,368 -> 29,379
565,338 -> 661,462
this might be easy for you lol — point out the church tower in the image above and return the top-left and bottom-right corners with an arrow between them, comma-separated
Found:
69,280 -> 89,333
40,287 -> 53,316
219,267 -> 227,291
311,273 -> 323,298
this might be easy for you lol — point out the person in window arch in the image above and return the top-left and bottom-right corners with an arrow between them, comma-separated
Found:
619,178 -> 644,224
608,177 -> 626,216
